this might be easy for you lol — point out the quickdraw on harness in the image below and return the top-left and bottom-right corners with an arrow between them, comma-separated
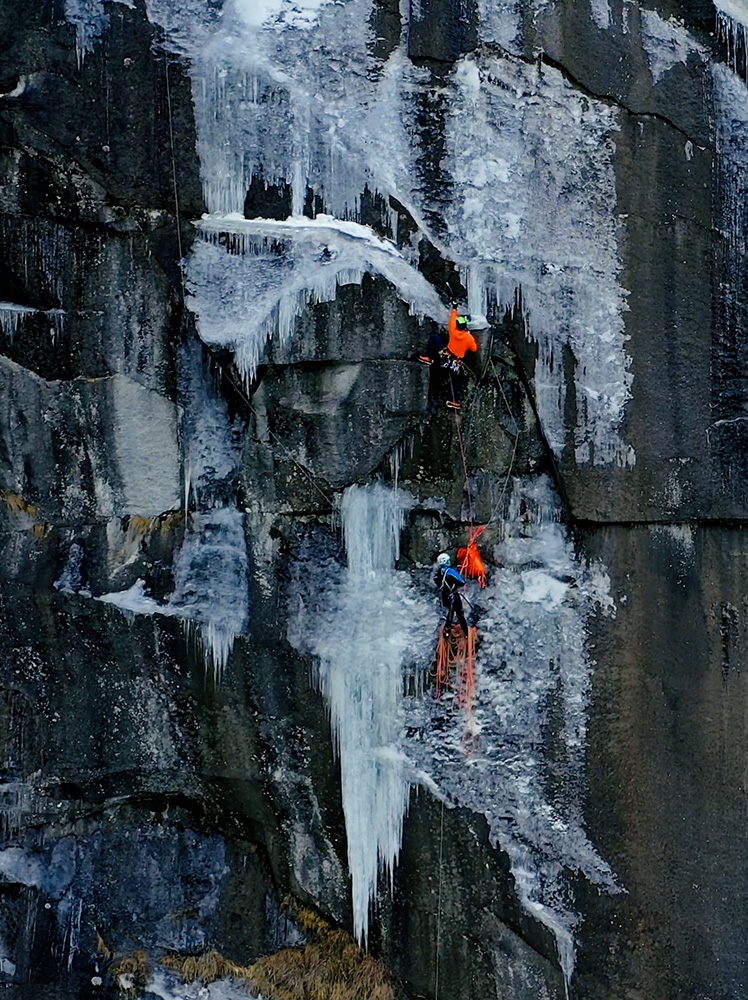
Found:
439,349 -> 464,374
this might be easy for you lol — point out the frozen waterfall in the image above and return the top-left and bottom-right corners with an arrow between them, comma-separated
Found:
304,483 -> 430,944
61,0 -> 638,469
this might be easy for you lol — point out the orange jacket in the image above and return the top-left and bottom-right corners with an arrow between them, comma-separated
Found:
447,309 -> 478,359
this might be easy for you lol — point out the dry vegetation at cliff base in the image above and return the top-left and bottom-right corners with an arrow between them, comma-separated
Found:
156,903 -> 394,1000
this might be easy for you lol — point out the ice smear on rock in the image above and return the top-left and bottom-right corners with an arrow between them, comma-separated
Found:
291,483 -> 432,945
98,337 -> 249,680
401,476 -> 620,989
64,0 -> 134,67
143,970 -> 260,1000
99,513 -> 248,681
54,542 -> 87,596
640,9 -> 708,84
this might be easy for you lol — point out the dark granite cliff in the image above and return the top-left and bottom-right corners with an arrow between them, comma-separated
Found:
0,1 -> 746,998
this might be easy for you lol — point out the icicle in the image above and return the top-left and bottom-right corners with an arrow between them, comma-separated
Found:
715,1 -> 748,77
49,310 -> 65,344
0,303 -> 67,344
0,303 -> 39,342
62,0 -> 110,68
309,484 -> 423,944
183,463 -> 191,522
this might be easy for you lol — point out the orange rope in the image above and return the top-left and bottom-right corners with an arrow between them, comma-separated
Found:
433,625 -> 478,755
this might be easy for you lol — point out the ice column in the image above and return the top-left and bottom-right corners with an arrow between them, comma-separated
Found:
310,484 -> 416,945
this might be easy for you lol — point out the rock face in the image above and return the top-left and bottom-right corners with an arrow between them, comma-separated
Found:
0,1 -> 747,999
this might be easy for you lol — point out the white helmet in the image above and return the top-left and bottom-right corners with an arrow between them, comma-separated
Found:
436,552 -> 451,567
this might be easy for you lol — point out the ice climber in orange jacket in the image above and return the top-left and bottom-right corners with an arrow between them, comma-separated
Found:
419,308 -> 479,410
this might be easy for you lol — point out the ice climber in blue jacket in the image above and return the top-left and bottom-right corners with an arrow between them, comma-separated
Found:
434,552 -> 469,635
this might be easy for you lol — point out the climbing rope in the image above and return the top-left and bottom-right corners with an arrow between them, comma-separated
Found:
449,353 -> 523,550
434,798 -> 445,1000
216,361 -> 336,511
164,57 -> 186,304
433,623 -> 477,754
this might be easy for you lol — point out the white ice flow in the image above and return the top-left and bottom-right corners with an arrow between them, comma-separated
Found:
98,507 -> 248,680
301,483 -> 431,945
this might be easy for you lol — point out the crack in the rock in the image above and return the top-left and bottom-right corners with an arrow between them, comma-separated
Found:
537,50 -> 708,146
473,40 -> 710,148
576,515 -> 748,528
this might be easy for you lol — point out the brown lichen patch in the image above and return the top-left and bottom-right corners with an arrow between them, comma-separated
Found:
2,491 -> 50,535
3,491 -> 39,519
126,514 -> 156,537
160,902 -> 395,1000
96,930 -> 112,960
160,949 -> 253,983
125,509 -> 185,540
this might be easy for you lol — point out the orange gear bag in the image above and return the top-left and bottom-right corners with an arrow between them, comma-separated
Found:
457,526 -> 487,588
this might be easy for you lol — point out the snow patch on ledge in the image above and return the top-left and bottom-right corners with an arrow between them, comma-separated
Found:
187,214 -> 448,383
143,969 -> 259,1000
234,0 -> 335,31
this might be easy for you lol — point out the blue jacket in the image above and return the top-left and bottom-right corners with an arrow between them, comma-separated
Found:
435,565 -> 465,596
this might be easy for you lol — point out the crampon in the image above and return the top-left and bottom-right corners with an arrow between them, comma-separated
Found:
433,624 -> 478,754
